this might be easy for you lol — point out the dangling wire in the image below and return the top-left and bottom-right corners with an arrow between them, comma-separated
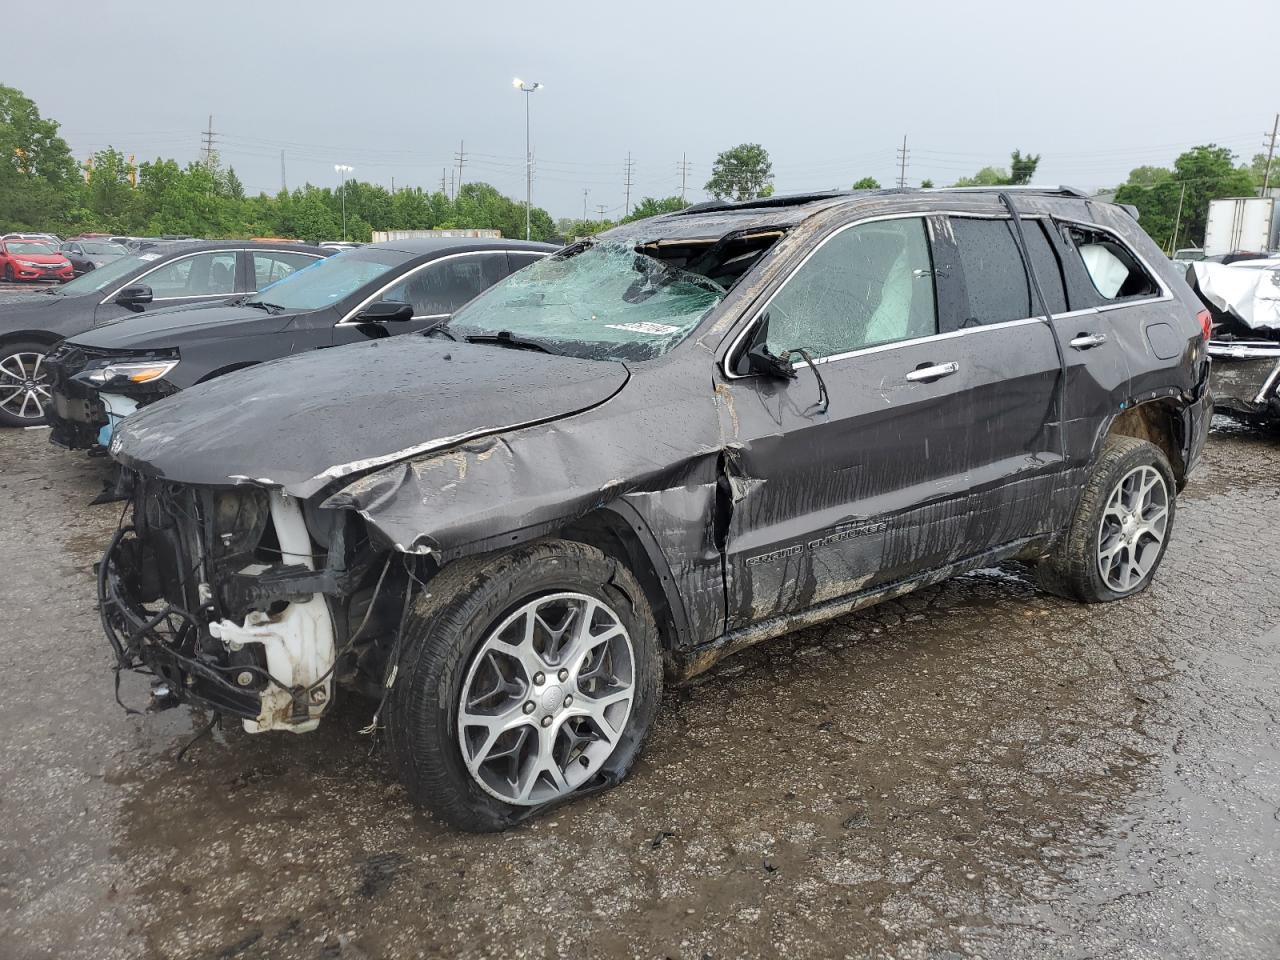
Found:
786,347 -> 830,414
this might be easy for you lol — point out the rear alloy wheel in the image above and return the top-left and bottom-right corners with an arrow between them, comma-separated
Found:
1037,436 -> 1176,602
0,343 -> 53,427
387,539 -> 662,832
1096,465 -> 1169,593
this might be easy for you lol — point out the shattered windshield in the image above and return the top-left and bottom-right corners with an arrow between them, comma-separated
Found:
447,240 -> 726,361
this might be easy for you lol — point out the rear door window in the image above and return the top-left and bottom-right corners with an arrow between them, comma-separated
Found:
252,251 -> 319,290
1020,221 -> 1068,314
950,218 -> 1032,325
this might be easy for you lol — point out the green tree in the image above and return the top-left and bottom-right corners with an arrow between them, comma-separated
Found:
1114,144 -> 1258,250
623,195 -> 688,222
954,166 -> 1009,187
920,178 -> 935,188
852,176 -> 881,189
1009,149 -> 1040,185
0,84 -> 81,230
85,147 -> 136,230
705,143 -> 773,201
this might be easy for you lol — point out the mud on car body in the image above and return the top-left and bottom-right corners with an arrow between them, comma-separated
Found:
100,187 -> 1213,831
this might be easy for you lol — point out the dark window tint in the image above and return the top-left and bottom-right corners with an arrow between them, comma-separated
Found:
1021,222 -> 1068,314
253,251 -> 318,289
507,252 -> 547,273
384,253 -> 507,317
952,219 -> 1031,325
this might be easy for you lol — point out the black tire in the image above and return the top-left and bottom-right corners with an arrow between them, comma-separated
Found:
0,339 -> 53,427
1037,436 -> 1176,602
386,539 -> 663,832
2,264 -> 13,282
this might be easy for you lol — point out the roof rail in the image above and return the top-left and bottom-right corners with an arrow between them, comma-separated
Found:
925,185 -> 1092,199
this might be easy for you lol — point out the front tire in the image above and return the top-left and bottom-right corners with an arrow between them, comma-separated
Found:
1037,436 -> 1175,602
0,341 -> 53,427
386,539 -> 663,832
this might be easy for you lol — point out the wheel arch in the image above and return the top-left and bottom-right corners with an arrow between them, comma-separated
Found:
0,329 -> 63,349
1102,400 -> 1187,488
555,503 -> 693,663
196,361 -> 258,384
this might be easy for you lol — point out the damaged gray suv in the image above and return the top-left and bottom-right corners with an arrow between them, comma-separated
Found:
100,187 -> 1212,831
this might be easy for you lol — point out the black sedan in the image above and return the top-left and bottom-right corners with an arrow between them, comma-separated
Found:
0,240 -> 330,426
59,239 -> 130,277
44,238 -> 554,448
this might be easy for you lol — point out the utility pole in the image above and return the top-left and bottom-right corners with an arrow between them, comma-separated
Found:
449,168 -> 456,201
678,152 -> 691,202
896,135 -> 909,189
1168,181 -> 1187,255
440,168 -> 448,197
623,153 -> 635,217
596,203 -> 608,224
583,188 -> 590,220
454,140 -> 467,197
280,150 -> 287,194
390,176 -> 395,194
201,114 -> 218,172
1262,113 -> 1279,196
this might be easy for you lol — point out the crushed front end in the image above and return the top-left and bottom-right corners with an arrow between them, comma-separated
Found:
100,473 -> 398,733
45,342 -> 179,451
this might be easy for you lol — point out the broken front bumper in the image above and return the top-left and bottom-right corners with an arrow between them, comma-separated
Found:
1207,339 -> 1280,420
98,488 -> 339,734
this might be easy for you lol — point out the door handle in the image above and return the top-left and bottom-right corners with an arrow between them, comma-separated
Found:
905,361 -> 959,383
1069,332 -> 1108,350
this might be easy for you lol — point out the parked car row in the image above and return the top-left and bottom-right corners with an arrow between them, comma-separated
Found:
5,189 -> 1216,831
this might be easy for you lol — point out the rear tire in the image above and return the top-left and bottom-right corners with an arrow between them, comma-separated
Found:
386,539 -> 663,832
1037,436 -> 1175,602
0,340 -> 53,427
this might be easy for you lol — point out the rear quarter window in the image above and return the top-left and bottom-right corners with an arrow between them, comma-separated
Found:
1059,224 -> 1160,302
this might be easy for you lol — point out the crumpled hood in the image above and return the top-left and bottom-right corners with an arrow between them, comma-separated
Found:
72,301 -> 295,347
110,335 -> 630,498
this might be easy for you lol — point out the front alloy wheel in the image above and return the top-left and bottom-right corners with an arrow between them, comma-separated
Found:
458,592 -> 635,805
0,348 -> 52,426
387,539 -> 662,832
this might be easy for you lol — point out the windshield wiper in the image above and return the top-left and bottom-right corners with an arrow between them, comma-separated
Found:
244,300 -> 285,314
465,332 -> 558,355
424,322 -> 457,341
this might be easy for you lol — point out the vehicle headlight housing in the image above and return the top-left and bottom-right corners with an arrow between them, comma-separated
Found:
15,259 -> 46,267
82,359 -> 180,385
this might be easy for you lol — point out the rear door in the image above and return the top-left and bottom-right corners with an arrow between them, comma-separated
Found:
716,213 -> 1065,629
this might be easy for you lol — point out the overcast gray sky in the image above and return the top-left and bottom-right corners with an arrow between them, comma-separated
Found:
4,0 -> 1275,220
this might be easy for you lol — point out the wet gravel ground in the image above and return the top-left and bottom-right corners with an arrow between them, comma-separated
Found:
2,421 -> 1279,960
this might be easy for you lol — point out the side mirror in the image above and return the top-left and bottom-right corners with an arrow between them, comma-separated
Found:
356,299 -> 414,323
115,284 -> 154,307
736,313 -> 796,379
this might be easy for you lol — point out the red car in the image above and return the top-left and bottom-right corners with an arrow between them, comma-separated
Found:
0,240 -> 74,283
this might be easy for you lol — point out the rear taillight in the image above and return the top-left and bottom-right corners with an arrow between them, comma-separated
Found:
1196,309 -> 1212,342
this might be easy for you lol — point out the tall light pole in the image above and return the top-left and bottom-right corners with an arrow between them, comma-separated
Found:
333,164 -> 353,241
512,78 -> 542,240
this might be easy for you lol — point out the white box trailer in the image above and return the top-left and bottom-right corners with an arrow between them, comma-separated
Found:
1204,197 -> 1279,257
